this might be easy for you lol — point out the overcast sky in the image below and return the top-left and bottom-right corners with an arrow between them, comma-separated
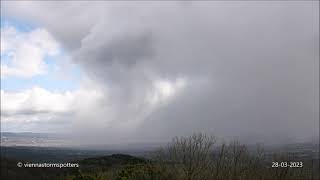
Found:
1,1 -> 319,145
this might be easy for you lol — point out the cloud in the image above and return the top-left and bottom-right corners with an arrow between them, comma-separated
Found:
1,84 -> 104,132
1,1 -> 318,144
1,87 -> 73,115
1,25 -> 59,78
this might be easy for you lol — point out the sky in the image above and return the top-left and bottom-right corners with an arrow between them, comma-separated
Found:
0,1 -> 319,145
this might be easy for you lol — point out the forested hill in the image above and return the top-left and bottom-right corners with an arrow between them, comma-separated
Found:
1,154 -> 148,180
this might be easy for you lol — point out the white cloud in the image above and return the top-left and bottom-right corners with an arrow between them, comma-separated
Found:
1,87 -> 74,114
1,87 -> 73,116
147,78 -> 187,105
0,85 -> 104,131
1,26 -> 59,78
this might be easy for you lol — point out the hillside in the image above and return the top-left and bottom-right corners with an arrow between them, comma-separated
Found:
1,134 -> 319,180
1,154 -> 147,180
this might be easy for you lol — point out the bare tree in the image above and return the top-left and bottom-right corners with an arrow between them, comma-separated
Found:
157,133 -> 216,180
151,134 -> 315,180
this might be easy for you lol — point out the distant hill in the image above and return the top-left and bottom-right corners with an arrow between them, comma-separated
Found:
1,154 -> 147,180
1,132 -> 68,147
1,132 -> 62,138
0,146 -> 117,162
79,154 -> 146,167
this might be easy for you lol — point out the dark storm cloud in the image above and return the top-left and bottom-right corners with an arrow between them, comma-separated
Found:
1,1 -> 318,144
74,32 -> 154,84
77,33 -> 153,66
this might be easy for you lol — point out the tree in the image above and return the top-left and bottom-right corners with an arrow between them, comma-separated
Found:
156,133 -> 216,180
